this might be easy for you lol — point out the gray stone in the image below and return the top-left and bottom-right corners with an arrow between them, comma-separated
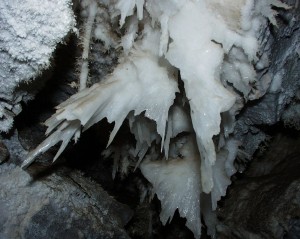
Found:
234,0 -> 300,158
0,163 -> 132,239
0,140 -> 9,164
217,134 -> 300,239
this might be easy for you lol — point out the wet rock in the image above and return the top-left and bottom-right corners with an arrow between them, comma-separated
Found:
217,133 -> 300,239
0,163 -> 132,239
234,0 -> 300,157
282,103 -> 300,130
0,141 -> 9,164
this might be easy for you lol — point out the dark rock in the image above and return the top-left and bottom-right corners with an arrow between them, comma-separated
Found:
0,163 -> 132,239
0,140 -> 9,164
234,0 -> 300,157
217,133 -> 300,239
282,103 -> 300,130
88,40 -> 120,86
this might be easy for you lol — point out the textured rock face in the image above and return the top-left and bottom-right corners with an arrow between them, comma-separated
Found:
0,0 -> 75,132
0,163 -> 132,239
217,133 -> 300,239
235,0 -> 300,160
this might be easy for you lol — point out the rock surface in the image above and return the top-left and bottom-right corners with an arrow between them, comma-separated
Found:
0,125 -> 133,239
0,162 -> 132,239
217,132 -> 300,239
235,0 -> 300,161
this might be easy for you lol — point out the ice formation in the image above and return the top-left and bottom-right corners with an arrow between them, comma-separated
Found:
21,0 -> 289,238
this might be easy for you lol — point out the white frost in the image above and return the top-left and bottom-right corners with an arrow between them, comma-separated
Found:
0,0 -> 75,132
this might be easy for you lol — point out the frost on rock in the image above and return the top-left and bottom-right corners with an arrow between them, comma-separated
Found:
0,0 -> 75,132
22,0 -> 289,238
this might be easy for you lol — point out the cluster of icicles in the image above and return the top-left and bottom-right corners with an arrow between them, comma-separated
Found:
22,0 -> 289,238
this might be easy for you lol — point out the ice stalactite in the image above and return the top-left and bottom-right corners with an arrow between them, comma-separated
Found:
21,0 -> 289,238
